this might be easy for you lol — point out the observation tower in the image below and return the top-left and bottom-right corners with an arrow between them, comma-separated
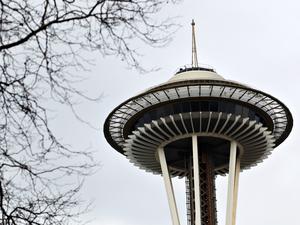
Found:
103,21 -> 293,225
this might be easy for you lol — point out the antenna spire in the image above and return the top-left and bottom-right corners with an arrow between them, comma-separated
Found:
191,19 -> 199,68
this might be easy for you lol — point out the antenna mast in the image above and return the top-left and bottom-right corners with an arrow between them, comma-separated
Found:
191,19 -> 199,68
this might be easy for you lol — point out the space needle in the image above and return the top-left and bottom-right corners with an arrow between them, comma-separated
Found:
104,20 -> 293,225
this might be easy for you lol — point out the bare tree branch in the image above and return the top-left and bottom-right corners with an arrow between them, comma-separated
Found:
0,0 -> 179,224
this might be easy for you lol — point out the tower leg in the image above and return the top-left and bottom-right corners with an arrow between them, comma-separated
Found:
157,147 -> 181,225
192,135 -> 201,225
232,157 -> 240,225
225,141 -> 240,225
186,137 -> 217,225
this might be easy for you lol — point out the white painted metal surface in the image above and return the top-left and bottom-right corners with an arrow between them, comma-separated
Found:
192,135 -> 201,225
225,141 -> 240,225
168,70 -> 225,83
232,157 -> 240,225
157,147 -> 181,225
124,113 -> 275,176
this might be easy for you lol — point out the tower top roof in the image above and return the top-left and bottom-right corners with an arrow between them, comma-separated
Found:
169,67 -> 224,83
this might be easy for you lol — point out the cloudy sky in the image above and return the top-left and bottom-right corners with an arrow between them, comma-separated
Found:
51,0 -> 300,224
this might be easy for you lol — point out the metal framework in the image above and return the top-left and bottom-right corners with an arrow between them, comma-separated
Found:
187,145 -> 217,225
157,136 -> 240,225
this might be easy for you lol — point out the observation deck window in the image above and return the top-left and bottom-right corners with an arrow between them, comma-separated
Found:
133,100 -> 270,130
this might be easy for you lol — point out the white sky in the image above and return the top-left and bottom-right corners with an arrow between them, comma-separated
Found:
51,0 -> 300,224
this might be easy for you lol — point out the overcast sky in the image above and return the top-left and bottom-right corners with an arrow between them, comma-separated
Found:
50,1 -> 300,225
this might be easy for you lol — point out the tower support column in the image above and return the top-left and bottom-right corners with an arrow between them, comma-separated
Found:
188,136 -> 217,225
225,141 -> 240,225
157,147 -> 181,225
192,135 -> 201,225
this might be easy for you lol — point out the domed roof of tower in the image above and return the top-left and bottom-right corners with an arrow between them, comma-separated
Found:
164,66 -> 250,88
169,67 -> 225,83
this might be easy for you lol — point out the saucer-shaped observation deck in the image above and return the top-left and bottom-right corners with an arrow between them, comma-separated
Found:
104,66 -> 293,177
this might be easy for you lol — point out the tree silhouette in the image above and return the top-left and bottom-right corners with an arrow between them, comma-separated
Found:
0,0 -> 178,224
